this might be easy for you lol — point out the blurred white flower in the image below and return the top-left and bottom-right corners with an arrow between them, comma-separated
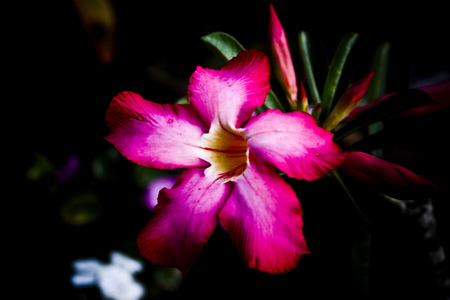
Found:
72,252 -> 145,300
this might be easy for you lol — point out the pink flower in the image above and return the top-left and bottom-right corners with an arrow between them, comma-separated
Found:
106,50 -> 347,274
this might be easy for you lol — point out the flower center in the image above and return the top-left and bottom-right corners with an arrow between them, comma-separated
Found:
197,126 -> 248,180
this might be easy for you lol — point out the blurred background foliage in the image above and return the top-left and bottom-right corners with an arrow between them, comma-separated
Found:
15,0 -> 450,299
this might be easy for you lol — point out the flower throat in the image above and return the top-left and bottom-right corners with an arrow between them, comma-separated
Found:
197,125 -> 248,180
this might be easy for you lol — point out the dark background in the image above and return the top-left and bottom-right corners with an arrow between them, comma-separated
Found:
13,1 -> 450,299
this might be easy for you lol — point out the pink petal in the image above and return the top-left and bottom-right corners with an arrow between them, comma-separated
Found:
218,165 -> 310,274
269,4 -> 298,105
106,91 -> 209,169
244,109 -> 348,180
188,49 -> 271,131
137,168 -> 233,275
340,151 -> 439,198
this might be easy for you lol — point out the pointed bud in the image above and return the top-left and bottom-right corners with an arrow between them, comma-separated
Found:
321,71 -> 374,131
269,3 -> 298,109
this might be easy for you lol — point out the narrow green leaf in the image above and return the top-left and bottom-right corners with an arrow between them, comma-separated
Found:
366,42 -> 391,103
322,32 -> 359,117
201,32 -> 245,65
298,31 -> 321,106
263,89 -> 285,112
365,42 -> 390,155
202,31 -> 285,112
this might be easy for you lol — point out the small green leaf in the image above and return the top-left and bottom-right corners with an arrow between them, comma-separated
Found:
298,31 -> 321,106
366,42 -> 391,103
321,32 -> 359,117
201,32 -> 245,65
364,42 -> 391,154
263,90 -> 285,112
175,95 -> 190,105
202,31 -> 285,112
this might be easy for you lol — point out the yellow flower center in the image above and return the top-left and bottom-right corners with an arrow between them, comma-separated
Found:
197,126 -> 248,180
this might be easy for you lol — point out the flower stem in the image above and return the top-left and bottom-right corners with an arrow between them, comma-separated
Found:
331,170 -> 377,236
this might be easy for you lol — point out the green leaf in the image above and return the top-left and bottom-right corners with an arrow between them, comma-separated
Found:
298,31 -> 321,106
366,42 -> 390,103
321,32 -> 359,117
175,95 -> 190,105
202,31 -> 285,112
201,32 -> 245,65
364,42 -> 391,154
263,89 -> 285,112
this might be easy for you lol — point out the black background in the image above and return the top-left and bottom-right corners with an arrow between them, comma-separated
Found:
12,1 -> 450,299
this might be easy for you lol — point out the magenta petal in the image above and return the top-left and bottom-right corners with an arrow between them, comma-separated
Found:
137,168 -> 232,275
340,151 -> 439,197
106,91 -> 209,169
188,49 -> 271,130
244,109 -> 348,180
219,166 -> 309,274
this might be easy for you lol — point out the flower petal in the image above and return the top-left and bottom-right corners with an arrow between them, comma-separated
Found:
340,151 -> 439,198
137,168 -> 232,275
188,49 -> 271,131
244,109 -> 348,180
218,165 -> 309,274
106,91 -> 209,169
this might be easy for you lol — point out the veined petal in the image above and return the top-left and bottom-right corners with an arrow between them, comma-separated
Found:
340,151 -> 439,198
188,49 -> 271,131
137,168 -> 232,275
218,165 -> 309,274
106,91 -> 209,169
244,109 -> 348,180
